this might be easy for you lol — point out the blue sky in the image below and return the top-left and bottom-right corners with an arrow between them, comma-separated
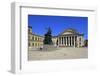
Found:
28,15 -> 88,39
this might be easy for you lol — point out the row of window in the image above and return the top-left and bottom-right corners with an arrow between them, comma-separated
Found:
29,36 -> 43,41
29,43 -> 42,47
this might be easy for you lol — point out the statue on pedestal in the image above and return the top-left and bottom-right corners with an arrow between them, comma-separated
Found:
43,27 -> 53,45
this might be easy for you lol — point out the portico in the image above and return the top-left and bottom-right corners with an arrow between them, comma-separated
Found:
52,28 -> 84,47
58,35 -> 77,47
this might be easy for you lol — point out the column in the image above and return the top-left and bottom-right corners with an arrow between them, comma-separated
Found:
76,36 -> 78,47
70,36 -> 71,46
67,36 -> 69,46
59,37 -> 60,46
71,36 -> 72,46
60,37 -> 62,45
67,37 -> 68,46
64,37 -> 65,46
66,37 -> 67,46
62,37 -> 64,45
68,36 -> 70,46
77,36 -> 79,47
63,37 -> 64,46
57,37 -> 59,47
60,37 -> 61,46
63,37 -> 65,46
62,37 -> 63,46
74,36 -> 75,47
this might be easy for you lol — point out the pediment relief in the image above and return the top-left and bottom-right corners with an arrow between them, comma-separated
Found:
62,31 -> 74,35
60,28 -> 79,35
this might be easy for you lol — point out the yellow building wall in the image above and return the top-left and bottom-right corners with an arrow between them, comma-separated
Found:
28,34 -> 43,48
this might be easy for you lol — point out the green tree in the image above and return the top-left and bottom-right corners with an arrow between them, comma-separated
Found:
43,27 -> 53,45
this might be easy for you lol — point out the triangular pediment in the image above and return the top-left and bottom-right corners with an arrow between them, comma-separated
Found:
60,28 -> 79,35
62,31 -> 74,35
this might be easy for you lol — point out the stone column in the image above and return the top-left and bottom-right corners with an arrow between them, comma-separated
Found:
70,36 -> 71,46
67,36 -> 69,46
77,36 -> 79,47
60,37 -> 61,46
59,37 -> 61,46
67,37 -> 68,46
74,36 -> 75,47
60,37 -> 62,46
57,37 -> 59,47
63,37 -> 65,46
71,36 -> 72,46
66,37 -> 67,46
59,37 -> 60,46
61,37 -> 62,46
68,36 -> 70,46
62,37 -> 64,45
63,37 -> 64,46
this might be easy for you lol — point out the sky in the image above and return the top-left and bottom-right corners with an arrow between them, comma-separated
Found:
28,15 -> 88,39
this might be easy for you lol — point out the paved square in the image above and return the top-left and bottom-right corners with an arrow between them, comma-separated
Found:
28,47 -> 88,61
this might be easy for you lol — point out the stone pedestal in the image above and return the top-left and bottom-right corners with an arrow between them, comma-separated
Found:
42,45 -> 57,51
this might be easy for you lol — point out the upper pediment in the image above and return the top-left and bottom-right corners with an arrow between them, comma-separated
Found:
59,28 -> 79,35
62,31 -> 73,35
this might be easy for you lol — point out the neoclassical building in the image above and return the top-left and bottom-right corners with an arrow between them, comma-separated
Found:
52,29 -> 84,47
28,26 -> 84,48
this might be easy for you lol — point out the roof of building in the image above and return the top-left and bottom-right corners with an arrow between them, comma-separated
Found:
58,28 -> 84,36
32,33 -> 44,37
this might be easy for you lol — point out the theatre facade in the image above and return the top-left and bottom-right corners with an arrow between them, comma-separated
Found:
28,26 -> 84,49
52,29 -> 84,47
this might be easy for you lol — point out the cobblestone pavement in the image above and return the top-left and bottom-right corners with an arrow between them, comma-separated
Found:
28,47 -> 88,61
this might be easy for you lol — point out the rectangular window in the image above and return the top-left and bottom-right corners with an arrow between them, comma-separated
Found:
32,36 -> 34,40
32,43 -> 34,46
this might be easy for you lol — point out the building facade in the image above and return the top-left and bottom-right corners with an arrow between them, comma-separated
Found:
28,26 -> 44,49
28,26 -> 84,49
52,29 -> 84,47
